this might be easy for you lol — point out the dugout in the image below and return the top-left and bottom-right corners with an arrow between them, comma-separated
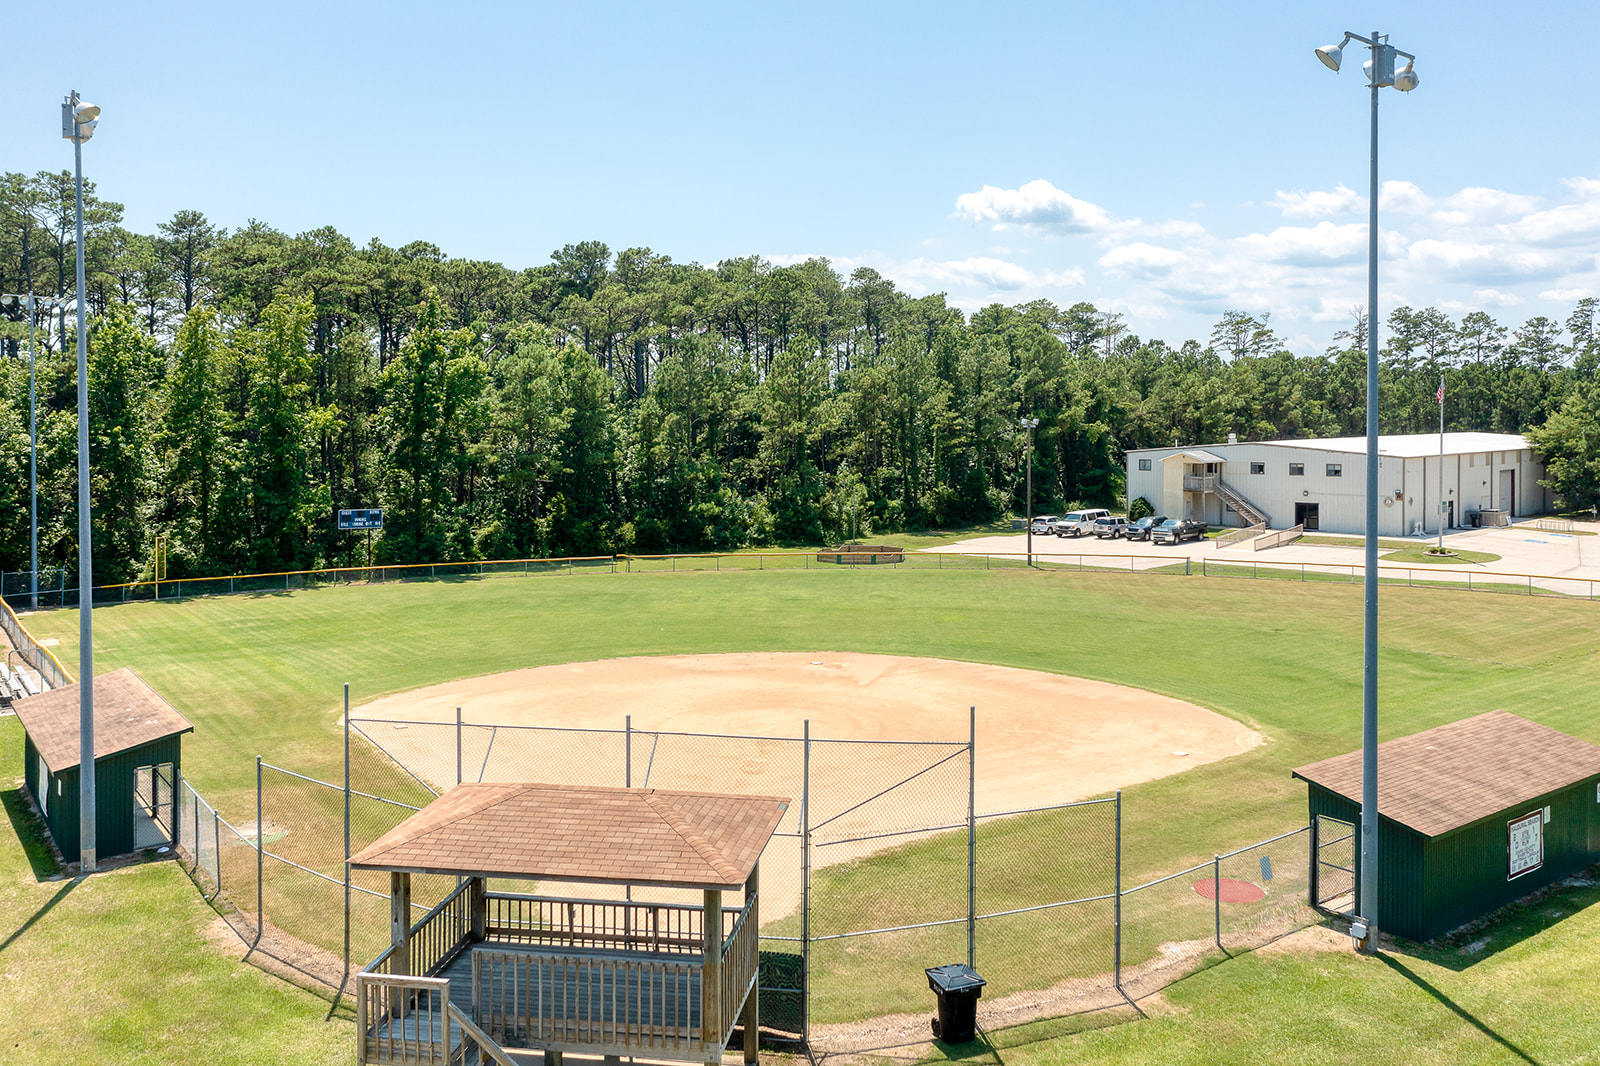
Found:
16,667 -> 193,862
1293,710 -> 1600,942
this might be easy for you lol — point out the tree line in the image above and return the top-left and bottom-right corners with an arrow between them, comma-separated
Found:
2,167 -> 1597,585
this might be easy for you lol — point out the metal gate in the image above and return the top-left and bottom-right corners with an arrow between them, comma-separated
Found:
1310,815 -> 1355,913
133,763 -> 176,849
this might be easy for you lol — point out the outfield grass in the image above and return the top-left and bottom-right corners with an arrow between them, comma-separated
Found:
12,566 -> 1600,1059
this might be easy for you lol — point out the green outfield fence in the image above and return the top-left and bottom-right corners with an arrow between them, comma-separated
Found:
3,547 -> 1595,614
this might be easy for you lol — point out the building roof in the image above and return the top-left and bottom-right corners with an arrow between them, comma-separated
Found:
349,782 -> 790,890
15,667 -> 194,774
1292,711 -> 1600,838
1129,432 -> 1530,459
1257,432 -> 1528,458
1162,449 -> 1227,464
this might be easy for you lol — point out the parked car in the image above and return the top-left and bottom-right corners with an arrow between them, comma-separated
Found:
1029,515 -> 1060,535
1091,516 -> 1129,539
1054,508 -> 1112,537
1124,515 -> 1169,541
1151,518 -> 1208,545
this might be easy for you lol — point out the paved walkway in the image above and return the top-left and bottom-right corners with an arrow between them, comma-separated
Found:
921,521 -> 1600,594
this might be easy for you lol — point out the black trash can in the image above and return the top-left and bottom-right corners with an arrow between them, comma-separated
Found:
1469,511 -> 1482,528
925,963 -> 985,1043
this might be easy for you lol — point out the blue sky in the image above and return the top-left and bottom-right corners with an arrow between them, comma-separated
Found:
6,1 -> 1599,353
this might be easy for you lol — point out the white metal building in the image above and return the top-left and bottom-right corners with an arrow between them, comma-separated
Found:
1124,433 -> 1546,537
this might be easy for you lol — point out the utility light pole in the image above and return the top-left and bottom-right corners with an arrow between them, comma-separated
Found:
1020,417 -> 1039,565
63,88 -> 101,874
1315,30 -> 1419,953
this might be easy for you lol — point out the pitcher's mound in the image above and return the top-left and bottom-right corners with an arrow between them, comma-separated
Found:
355,652 -> 1261,812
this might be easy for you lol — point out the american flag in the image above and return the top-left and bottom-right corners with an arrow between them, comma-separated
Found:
1437,383 -> 1445,406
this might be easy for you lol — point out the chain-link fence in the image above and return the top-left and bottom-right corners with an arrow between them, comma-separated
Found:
168,709 -> 1334,1045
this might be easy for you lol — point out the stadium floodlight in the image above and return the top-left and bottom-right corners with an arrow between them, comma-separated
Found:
63,88 -> 101,872
1315,30 -> 1419,954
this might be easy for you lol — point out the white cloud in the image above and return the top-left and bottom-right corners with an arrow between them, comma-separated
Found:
1471,288 -> 1524,307
1434,186 -> 1539,224
892,255 -> 1082,292
1098,242 -> 1184,278
1236,222 -> 1371,266
1539,287 -> 1594,301
1499,199 -> 1600,246
1563,176 -> 1600,198
1270,184 -> 1365,218
955,179 -> 1111,234
1380,181 -> 1432,214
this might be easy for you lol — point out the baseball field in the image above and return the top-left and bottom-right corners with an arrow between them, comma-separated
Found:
4,563 -> 1600,1064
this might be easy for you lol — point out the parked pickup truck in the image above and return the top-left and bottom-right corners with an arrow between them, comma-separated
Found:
1124,515 -> 1169,541
1151,518 -> 1208,545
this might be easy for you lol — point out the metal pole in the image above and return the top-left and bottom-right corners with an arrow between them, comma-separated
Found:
967,705 -> 976,970
1114,790 -> 1122,992
1438,374 -> 1446,550
255,755 -> 264,950
456,706 -> 463,786
1359,35 -> 1382,951
1213,854 -> 1222,952
72,98 -> 96,874
801,719 -> 811,1045
625,714 -> 632,787
342,684 -> 351,999
28,292 -> 37,611
1024,422 -> 1034,566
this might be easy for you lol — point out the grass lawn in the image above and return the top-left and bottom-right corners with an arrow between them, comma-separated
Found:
1383,548 -> 1503,565
0,717 -> 352,1066
11,566 -> 1600,1060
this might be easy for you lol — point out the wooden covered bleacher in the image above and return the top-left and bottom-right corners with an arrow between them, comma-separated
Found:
350,782 -> 789,1066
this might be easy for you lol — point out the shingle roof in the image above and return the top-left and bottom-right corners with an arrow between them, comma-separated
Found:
1292,711 -> 1600,838
349,783 -> 790,890
14,667 -> 193,773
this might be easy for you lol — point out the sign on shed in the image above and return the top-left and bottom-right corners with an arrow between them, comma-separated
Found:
1508,810 -> 1543,880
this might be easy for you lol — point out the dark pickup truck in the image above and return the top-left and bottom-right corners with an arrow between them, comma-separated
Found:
1151,518 -> 1208,545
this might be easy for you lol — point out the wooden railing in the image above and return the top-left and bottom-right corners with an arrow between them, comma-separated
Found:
356,972 -> 451,1065
449,1004 -> 517,1066
367,879 -> 474,978
483,893 -> 737,956
718,891 -> 760,1046
1251,525 -> 1305,551
1182,475 -> 1218,491
473,949 -> 704,1057
1214,523 -> 1265,548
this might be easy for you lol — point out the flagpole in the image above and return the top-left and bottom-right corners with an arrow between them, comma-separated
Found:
1437,374 -> 1445,550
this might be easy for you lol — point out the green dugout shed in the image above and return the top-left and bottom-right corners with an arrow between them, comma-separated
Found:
1293,710 -> 1600,942
17,668 -> 193,862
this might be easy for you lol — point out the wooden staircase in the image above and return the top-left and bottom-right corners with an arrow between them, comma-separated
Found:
1216,478 -> 1269,528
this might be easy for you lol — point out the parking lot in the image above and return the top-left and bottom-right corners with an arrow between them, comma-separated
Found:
922,521 -> 1600,587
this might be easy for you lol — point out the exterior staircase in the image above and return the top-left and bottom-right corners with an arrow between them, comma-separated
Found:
1216,478 -> 1269,528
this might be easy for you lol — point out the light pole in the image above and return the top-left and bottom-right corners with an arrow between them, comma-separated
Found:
1020,417 -> 1039,564
63,88 -> 100,874
1315,31 -> 1418,953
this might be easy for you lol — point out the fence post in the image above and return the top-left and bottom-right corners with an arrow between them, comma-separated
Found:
967,705 -> 976,971
801,719 -> 811,1045
213,806 -> 221,899
625,715 -> 632,789
456,706 -> 463,786
255,755 -> 264,952
1114,790 -> 1122,993
342,684 -> 352,1002
1213,854 -> 1222,952
1309,817 -> 1319,908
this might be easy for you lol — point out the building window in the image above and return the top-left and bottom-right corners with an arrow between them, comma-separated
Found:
1289,463 -> 1305,476
1250,462 -> 1265,475
1138,458 -> 1151,471
1326,463 -> 1342,477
